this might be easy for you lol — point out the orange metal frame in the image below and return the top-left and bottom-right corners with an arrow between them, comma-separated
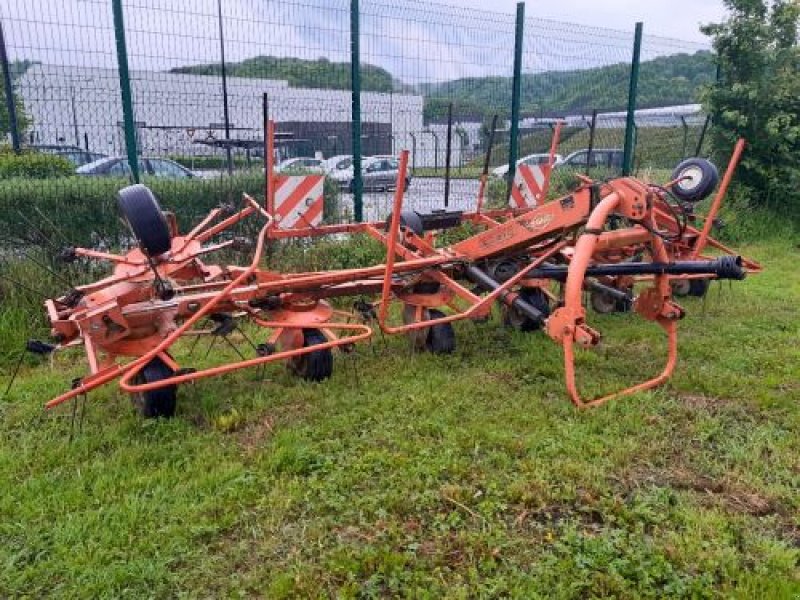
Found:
41,121 -> 755,412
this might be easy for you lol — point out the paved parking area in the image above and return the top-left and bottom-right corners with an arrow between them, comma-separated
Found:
340,177 -> 483,221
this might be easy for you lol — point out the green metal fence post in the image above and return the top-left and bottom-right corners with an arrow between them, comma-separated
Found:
111,0 -> 140,183
0,19 -> 21,153
350,0 -> 363,222
506,2 -> 525,199
680,115 -> 689,159
217,0 -> 233,176
695,64 -> 720,157
622,21 -> 643,176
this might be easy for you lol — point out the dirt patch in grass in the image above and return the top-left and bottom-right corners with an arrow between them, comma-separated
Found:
670,471 -> 776,516
625,463 -> 784,518
237,415 -> 276,454
236,402 -> 311,454
678,395 -> 734,412
675,394 -> 763,418
508,489 -> 608,538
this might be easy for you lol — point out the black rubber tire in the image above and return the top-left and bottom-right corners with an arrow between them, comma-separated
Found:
671,279 -> 691,297
688,278 -> 711,297
590,288 -> 632,314
425,309 -> 456,354
503,288 -> 551,332
290,329 -> 333,382
118,184 -> 172,256
670,158 -> 719,203
131,357 -> 177,419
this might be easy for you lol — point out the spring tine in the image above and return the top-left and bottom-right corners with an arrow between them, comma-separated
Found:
187,332 -> 203,357
221,334 -> 247,361
32,206 -> 74,247
203,336 -> 218,360
69,395 -> 79,444
15,210 -> 61,252
78,393 -> 87,435
0,272 -> 52,300
349,351 -> 361,389
234,325 -> 259,353
2,350 -> 26,401
18,247 -> 75,289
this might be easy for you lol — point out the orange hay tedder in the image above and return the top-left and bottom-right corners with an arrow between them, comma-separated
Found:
39,122 -> 759,418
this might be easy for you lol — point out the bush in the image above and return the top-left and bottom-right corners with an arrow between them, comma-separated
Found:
705,187 -> 799,245
0,147 -> 73,179
702,0 -> 800,211
0,172 -> 341,249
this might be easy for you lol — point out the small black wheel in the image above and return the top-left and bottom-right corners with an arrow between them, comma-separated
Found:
671,279 -> 691,297
503,288 -> 551,332
590,288 -> 632,314
688,278 -> 711,297
118,184 -> 172,256
289,329 -> 333,382
425,309 -> 455,354
131,357 -> 177,418
670,158 -> 719,203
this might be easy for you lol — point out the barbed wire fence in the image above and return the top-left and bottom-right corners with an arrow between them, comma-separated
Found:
1,0 -> 715,236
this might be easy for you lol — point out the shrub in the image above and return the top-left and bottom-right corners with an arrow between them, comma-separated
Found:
702,0 -> 800,210
0,172 -> 341,249
0,147 -> 73,179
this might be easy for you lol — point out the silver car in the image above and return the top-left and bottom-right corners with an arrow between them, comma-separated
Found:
76,156 -> 199,178
334,156 -> 411,192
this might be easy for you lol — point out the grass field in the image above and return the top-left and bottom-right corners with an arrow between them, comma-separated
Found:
1,238 -> 798,598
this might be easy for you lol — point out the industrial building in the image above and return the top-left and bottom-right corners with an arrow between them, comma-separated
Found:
16,64 -> 424,160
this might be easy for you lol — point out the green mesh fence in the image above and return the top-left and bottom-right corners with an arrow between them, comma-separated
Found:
520,19 -> 635,177
1,0 -> 715,242
634,32 -> 716,171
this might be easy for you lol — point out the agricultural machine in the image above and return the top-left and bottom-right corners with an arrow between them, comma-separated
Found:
35,122 -> 758,417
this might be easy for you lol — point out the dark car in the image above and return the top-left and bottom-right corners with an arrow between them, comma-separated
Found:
559,148 -> 624,170
31,145 -> 107,167
76,157 -> 198,178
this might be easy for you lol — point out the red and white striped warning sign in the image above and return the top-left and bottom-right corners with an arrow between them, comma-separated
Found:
509,164 -> 552,209
273,175 -> 324,229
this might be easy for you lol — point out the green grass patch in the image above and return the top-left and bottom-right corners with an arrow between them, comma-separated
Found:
0,237 -> 797,597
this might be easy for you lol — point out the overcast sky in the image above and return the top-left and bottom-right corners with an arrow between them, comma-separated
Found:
2,0 -> 722,83
450,0 -> 724,44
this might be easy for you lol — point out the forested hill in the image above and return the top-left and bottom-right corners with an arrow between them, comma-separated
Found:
422,51 -> 715,120
169,51 -> 714,120
170,56 -> 396,92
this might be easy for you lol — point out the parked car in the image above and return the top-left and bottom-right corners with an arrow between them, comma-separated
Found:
322,154 -> 355,174
275,157 -> 325,173
31,145 -> 107,167
330,156 -> 411,192
491,153 -> 563,179
558,148 -> 624,170
76,156 -> 199,178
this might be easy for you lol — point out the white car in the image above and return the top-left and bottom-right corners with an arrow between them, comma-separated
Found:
491,153 -> 563,179
275,157 -> 325,173
322,155 -> 358,174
